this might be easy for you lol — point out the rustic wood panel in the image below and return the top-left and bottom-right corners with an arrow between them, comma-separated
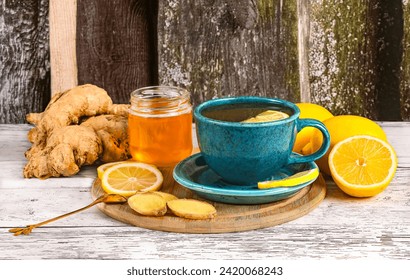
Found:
158,0 -> 303,108
375,1 -> 403,120
76,0 -> 157,104
0,0 -> 50,124
49,0 -> 78,94
297,0 -> 311,102
309,0 -> 404,120
400,0 -> 410,121
1,0 -> 408,123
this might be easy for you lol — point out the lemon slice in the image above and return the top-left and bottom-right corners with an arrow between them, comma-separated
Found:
101,162 -> 163,197
242,110 -> 289,123
258,168 -> 319,189
97,161 -> 125,179
328,135 -> 397,197
97,160 -> 137,179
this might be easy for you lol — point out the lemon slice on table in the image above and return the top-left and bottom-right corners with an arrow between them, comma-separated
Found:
101,162 -> 163,197
328,135 -> 397,197
97,161 -> 125,179
242,110 -> 289,123
258,168 -> 319,189
97,160 -> 138,179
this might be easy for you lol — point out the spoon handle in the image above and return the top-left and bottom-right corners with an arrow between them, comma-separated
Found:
9,194 -> 127,236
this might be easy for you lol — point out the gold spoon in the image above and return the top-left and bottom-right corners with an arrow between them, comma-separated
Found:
9,194 -> 127,236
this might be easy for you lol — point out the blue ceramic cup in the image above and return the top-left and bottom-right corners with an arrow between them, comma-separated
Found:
194,96 -> 331,185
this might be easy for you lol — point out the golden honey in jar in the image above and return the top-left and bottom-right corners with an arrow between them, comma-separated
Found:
128,86 -> 193,166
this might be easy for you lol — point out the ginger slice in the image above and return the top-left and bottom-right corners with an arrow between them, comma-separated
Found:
128,193 -> 167,217
154,192 -> 178,214
154,191 -> 178,202
167,199 -> 217,220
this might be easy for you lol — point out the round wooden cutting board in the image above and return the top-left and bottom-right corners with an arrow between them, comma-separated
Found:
91,166 -> 327,234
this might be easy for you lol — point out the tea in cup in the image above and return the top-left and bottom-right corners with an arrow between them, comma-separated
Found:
194,96 -> 330,185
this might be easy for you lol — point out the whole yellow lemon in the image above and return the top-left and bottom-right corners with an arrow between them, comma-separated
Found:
293,103 -> 333,153
310,115 -> 387,175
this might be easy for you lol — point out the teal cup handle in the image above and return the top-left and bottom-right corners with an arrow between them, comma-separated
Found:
288,118 -> 331,165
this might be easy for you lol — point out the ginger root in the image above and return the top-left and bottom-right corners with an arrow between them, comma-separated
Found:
27,84 -> 113,144
24,84 -> 131,179
81,115 -> 129,163
24,126 -> 103,178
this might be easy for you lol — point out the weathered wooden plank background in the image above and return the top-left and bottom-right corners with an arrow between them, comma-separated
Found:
49,0 -> 78,94
310,0 -> 403,120
401,0 -> 410,120
0,0 -> 50,124
158,0 -> 304,107
77,0 -> 158,104
1,0 -> 410,124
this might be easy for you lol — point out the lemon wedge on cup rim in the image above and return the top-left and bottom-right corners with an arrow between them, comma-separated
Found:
242,110 -> 289,123
100,162 -> 163,197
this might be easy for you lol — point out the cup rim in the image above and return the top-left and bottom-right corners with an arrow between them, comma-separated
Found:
194,96 -> 300,127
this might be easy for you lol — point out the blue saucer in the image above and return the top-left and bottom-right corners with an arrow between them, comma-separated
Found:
173,153 -> 319,205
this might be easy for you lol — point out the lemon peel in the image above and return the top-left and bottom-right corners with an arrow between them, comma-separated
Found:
258,168 -> 319,189
293,103 -> 333,153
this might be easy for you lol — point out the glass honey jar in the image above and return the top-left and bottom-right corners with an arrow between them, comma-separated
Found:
128,86 -> 193,166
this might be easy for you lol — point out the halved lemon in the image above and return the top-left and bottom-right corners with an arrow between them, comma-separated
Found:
101,162 -> 163,197
242,110 -> 289,123
328,135 -> 397,197
258,168 -> 319,189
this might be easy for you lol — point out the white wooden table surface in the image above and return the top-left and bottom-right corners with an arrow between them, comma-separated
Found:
0,123 -> 409,260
